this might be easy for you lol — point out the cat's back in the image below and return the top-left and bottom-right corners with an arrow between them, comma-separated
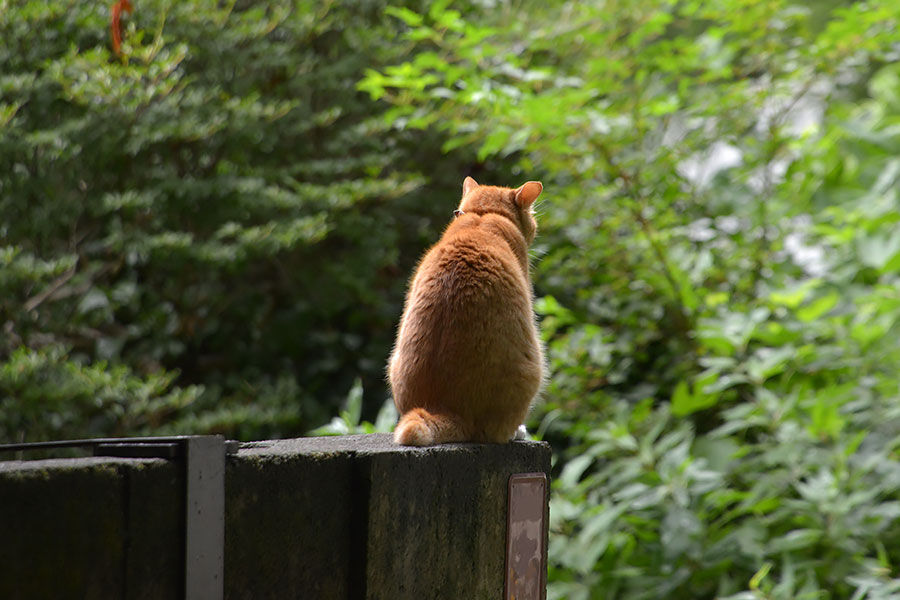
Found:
411,214 -> 530,315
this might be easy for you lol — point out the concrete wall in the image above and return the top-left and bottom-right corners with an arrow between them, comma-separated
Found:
1,433 -> 550,599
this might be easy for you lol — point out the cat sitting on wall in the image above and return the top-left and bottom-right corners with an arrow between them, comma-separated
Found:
388,176 -> 545,446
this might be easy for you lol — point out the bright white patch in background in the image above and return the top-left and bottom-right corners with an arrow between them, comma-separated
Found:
686,217 -> 716,242
678,80 -> 830,191
715,215 -> 741,234
783,216 -> 827,277
678,142 -> 743,188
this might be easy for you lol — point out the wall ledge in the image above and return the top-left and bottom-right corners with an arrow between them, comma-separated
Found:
2,433 -> 550,599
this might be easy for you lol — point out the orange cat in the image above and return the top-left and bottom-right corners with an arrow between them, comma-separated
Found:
388,176 -> 545,445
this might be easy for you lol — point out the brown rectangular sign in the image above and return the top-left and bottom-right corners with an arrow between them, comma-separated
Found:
505,472 -> 547,600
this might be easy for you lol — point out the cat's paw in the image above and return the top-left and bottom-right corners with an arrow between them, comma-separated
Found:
513,424 -> 529,441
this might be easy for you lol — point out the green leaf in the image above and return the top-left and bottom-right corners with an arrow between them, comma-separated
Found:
770,280 -> 820,309
858,231 -> 900,270
880,249 -> 900,273
477,127 -> 511,160
559,454 -> 594,488
769,529 -> 822,553
671,374 -> 719,417
342,377 -> 364,428
384,6 -> 425,27
749,561 -> 772,591
796,292 -> 839,322
745,347 -> 794,382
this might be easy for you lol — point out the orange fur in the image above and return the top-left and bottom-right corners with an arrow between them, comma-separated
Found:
393,408 -> 467,446
389,177 -> 545,445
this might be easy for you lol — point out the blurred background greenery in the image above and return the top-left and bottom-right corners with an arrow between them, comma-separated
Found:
3,0 -> 900,597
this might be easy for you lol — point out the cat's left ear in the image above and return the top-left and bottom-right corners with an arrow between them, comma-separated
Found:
462,176 -> 479,196
515,181 -> 543,208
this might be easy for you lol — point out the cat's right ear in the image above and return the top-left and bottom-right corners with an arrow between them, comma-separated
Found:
515,181 -> 543,208
462,176 -> 479,196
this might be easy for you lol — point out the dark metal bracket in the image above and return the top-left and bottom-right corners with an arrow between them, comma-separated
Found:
0,435 -> 238,600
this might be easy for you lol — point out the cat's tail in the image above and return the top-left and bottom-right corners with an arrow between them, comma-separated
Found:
394,408 -> 466,446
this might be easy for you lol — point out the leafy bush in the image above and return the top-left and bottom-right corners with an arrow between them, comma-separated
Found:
0,0 -> 483,441
0,345 -> 199,442
361,1 -> 900,597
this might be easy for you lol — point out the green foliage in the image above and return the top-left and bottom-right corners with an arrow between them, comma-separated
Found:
0,345 -> 199,441
0,0 -> 467,441
310,377 -> 398,436
362,0 -> 900,597
6,0 -> 900,597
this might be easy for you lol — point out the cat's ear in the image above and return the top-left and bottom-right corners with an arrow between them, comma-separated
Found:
514,181 -> 543,208
462,176 -> 479,196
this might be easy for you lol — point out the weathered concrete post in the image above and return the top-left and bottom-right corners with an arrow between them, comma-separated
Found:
1,433 -> 550,599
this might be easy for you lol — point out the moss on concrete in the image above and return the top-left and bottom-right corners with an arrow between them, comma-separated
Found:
225,443 -> 357,600
227,434 -> 550,599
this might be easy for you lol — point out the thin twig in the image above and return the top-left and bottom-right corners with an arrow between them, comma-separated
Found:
23,265 -> 77,313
